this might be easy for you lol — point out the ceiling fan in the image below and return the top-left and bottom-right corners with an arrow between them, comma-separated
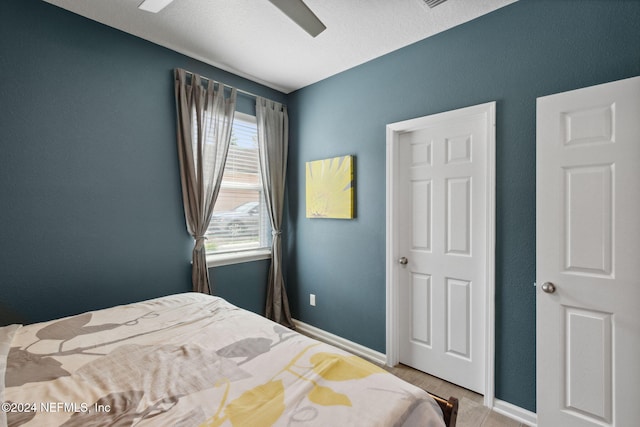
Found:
137,0 -> 326,37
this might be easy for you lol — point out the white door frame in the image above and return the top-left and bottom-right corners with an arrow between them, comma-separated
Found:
385,102 -> 496,408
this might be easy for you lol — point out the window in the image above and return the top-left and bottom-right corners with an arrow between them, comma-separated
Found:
205,112 -> 271,265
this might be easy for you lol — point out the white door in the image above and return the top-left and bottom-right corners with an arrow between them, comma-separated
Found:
394,103 -> 495,394
537,76 -> 640,426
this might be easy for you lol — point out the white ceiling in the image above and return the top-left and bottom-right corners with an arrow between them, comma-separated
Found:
42,0 -> 517,93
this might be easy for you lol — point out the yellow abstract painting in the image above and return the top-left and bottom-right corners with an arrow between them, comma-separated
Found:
306,155 -> 354,219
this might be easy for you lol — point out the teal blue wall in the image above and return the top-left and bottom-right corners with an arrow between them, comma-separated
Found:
286,0 -> 640,412
3,0 -> 640,415
211,260 -> 270,315
0,0 -> 284,324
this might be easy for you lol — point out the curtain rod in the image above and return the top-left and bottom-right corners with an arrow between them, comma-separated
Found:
177,68 -> 285,106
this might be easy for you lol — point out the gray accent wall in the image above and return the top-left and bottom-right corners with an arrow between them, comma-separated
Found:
286,0 -> 640,412
0,0 -> 284,324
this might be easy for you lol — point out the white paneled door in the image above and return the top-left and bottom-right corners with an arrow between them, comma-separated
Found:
390,102 -> 495,395
537,76 -> 640,426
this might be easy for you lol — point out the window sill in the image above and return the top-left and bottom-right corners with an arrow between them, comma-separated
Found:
206,249 -> 272,268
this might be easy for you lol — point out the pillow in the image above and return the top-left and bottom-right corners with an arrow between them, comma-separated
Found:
0,324 -> 21,427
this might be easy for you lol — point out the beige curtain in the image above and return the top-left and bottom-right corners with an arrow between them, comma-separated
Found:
256,97 -> 294,328
174,69 -> 236,294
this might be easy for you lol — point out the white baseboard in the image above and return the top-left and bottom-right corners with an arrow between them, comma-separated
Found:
292,319 -> 387,365
493,399 -> 537,426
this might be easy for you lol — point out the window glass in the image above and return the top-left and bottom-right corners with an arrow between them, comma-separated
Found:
205,113 -> 271,255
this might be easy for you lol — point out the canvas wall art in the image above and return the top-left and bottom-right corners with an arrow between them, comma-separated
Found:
306,155 -> 355,219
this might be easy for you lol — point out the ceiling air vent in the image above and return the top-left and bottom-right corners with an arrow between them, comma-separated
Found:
423,0 -> 448,8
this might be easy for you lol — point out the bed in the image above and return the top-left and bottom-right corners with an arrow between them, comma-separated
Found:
1,293 -> 457,427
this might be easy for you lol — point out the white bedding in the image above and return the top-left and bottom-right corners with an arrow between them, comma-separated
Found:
2,293 -> 444,426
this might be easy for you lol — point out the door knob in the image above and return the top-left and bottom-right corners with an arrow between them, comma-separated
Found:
398,257 -> 408,265
541,282 -> 556,294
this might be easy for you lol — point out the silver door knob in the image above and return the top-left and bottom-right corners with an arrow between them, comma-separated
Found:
398,257 -> 408,265
541,282 -> 556,294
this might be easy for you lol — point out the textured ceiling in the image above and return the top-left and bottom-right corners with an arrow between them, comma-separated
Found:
42,0 -> 517,93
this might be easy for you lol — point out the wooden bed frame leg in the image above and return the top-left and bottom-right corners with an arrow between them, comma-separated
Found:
428,393 -> 459,427
445,396 -> 458,427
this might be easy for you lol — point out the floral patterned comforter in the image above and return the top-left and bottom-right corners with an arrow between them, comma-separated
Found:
1,293 -> 444,427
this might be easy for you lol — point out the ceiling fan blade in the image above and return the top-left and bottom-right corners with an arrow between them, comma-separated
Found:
267,0 -> 326,37
138,0 -> 174,13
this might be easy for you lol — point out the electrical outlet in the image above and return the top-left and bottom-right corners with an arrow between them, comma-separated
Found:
310,294 -> 316,306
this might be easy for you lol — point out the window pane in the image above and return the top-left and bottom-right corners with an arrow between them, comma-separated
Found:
206,113 -> 271,255
223,120 -> 260,184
